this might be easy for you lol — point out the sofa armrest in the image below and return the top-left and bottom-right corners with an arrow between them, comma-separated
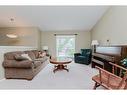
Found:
3,60 -> 34,68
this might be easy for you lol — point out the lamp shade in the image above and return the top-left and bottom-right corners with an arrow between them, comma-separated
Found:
91,40 -> 99,45
43,46 -> 48,50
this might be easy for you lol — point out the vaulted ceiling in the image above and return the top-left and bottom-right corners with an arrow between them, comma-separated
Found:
0,6 -> 109,31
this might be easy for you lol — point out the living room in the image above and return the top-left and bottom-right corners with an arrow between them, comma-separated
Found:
0,6 -> 96,88
0,3 -> 127,93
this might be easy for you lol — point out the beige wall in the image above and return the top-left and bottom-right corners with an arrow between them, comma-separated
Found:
0,27 -> 41,49
41,30 -> 91,56
91,7 -> 127,46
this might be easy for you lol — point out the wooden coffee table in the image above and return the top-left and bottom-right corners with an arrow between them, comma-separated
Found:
50,57 -> 72,73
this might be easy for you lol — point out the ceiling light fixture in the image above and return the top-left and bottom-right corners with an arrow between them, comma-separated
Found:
6,34 -> 18,38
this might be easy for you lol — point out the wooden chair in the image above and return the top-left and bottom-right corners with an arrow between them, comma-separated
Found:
92,62 -> 127,89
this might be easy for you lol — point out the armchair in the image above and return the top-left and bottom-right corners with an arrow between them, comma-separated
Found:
74,49 -> 92,65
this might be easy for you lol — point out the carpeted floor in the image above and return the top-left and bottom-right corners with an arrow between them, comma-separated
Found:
0,62 -> 104,89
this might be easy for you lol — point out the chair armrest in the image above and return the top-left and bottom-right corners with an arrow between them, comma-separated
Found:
3,60 -> 34,68
95,66 -> 122,80
74,53 -> 81,56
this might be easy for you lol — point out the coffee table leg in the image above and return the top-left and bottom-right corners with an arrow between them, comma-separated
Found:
53,65 -> 57,73
53,64 -> 69,73
64,65 -> 67,68
64,68 -> 69,72
54,65 -> 57,68
53,69 -> 56,73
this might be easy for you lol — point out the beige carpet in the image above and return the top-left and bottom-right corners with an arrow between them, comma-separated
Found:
0,62 -> 104,89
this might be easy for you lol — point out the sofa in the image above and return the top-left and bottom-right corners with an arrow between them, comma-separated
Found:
2,50 -> 49,80
74,49 -> 92,65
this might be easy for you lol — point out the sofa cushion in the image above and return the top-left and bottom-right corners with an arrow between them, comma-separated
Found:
3,60 -> 34,68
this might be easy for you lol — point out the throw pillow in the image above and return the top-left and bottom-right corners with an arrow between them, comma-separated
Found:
21,54 -> 32,61
14,54 -> 28,61
38,51 -> 46,58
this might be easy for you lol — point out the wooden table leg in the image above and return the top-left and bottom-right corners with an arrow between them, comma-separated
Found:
53,64 -> 69,73
63,68 -> 69,72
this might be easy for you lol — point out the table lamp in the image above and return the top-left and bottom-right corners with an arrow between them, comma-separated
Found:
91,40 -> 99,53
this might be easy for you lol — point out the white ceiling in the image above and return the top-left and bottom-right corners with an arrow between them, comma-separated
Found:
0,6 -> 109,31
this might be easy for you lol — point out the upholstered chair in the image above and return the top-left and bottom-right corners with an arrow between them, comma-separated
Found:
74,49 -> 92,65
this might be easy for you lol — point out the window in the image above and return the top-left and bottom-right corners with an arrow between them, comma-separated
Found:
56,35 -> 75,58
